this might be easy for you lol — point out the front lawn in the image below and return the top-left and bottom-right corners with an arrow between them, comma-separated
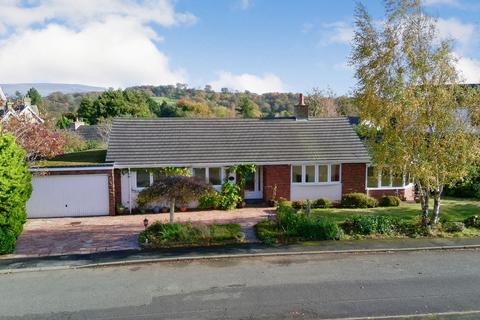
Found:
139,222 -> 244,248
256,198 -> 480,244
310,198 -> 480,224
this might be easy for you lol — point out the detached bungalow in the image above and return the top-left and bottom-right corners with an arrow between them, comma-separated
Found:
106,95 -> 414,212
26,95 -> 414,218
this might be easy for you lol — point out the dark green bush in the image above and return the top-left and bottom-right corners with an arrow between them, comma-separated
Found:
442,221 -> 466,233
464,215 -> 480,228
341,215 -> 400,235
312,198 -> 333,209
273,202 -> 341,241
378,195 -> 401,207
341,193 -> 378,208
292,200 -> 305,210
0,134 -> 32,254
297,217 -> 340,240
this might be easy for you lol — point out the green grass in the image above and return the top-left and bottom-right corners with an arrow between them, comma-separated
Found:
139,222 -> 244,248
255,198 -> 480,244
310,198 -> 480,224
34,149 -> 107,167
151,96 -> 178,105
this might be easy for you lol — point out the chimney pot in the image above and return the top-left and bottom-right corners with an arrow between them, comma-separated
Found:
299,93 -> 305,106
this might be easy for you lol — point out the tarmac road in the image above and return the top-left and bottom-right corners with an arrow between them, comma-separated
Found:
1,249 -> 480,319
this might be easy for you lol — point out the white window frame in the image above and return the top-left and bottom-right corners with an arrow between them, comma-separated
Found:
365,165 -> 411,190
191,166 -> 225,187
291,164 -> 342,185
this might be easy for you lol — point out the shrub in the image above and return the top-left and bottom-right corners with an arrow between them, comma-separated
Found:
219,182 -> 242,210
198,191 -> 222,210
140,222 -> 243,247
278,198 -> 292,208
378,195 -> 401,207
341,193 -> 378,208
342,215 -> 400,235
275,202 -> 341,241
0,134 -> 32,254
255,220 -> 281,244
442,221 -> 466,233
292,200 -> 305,210
464,215 -> 480,228
298,217 -> 340,240
312,198 -> 333,209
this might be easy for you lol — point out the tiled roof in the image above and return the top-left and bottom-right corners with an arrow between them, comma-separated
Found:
106,117 -> 371,167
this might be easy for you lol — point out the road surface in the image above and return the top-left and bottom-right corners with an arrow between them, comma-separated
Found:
1,250 -> 480,319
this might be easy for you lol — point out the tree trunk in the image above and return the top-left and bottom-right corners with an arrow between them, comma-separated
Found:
418,184 -> 429,226
169,199 -> 175,223
431,187 -> 443,226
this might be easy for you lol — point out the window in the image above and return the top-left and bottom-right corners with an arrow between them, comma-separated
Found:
318,165 -> 328,182
209,167 -> 222,185
331,164 -> 340,182
380,170 -> 391,187
292,166 -> 303,183
136,170 -> 150,188
392,174 -> 404,187
193,168 -> 206,181
367,166 -> 378,188
305,165 -> 315,183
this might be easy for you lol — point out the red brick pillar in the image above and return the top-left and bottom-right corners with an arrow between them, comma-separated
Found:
263,165 -> 291,201
113,169 -> 122,215
341,163 -> 366,195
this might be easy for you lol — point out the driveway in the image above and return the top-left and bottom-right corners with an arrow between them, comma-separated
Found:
6,207 -> 273,259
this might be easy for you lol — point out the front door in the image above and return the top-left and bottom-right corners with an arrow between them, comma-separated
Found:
244,166 -> 262,199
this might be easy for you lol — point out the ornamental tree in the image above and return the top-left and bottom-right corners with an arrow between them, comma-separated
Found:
350,0 -> 480,225
137,175 -> 212,223
2,117 -> 65,162
0,133 -> 32,254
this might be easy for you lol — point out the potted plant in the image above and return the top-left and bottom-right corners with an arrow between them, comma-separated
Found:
117,203 -> 127,214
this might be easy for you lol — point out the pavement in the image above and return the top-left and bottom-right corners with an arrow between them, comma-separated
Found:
1,236 -> 480,273
1,249 -> 480,319
5,207 -> 273,259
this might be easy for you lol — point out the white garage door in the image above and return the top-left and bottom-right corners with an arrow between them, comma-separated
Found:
27,174 -> 110,218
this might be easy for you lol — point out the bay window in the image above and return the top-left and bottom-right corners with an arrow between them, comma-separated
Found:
367,166 -> 409,189
291,164 -> 341,184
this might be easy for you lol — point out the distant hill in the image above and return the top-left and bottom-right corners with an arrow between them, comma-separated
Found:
0,83 -> 105,96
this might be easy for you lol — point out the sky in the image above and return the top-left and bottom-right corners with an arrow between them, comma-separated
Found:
0,0 -> 479,95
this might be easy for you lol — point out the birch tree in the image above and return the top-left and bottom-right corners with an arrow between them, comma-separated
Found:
350,0 -> 480,226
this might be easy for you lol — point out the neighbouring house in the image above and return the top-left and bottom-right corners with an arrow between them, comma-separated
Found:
0,93 -> 44,124
68,119 -> 106,142
25,95 -> 414,218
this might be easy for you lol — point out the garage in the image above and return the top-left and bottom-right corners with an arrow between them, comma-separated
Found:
27,173 -> 111,218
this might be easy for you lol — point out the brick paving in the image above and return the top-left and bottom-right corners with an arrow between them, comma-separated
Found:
4,207 -> 274,259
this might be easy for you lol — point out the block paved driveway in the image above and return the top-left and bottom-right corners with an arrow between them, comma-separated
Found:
5,207 -> 274,259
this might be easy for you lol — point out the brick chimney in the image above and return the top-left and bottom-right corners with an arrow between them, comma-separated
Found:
294,93 -> 308,120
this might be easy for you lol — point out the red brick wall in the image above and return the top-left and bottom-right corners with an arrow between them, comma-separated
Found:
368,185 -> 415,201
263,165 -> 291,201
341,163 -> 366,195
114,169 -> 122,213
32,169 -> 116,215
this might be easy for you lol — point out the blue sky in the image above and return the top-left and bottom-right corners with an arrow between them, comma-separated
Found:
0,0 -> 479,95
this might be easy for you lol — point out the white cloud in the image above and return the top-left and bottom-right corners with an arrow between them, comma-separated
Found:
0,0 -> 194,87
0,0 -> 196,33
209,71 -> 285,94
436,18 -> 476,47
455,55 -> 480,83
319,22 -> 354,46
